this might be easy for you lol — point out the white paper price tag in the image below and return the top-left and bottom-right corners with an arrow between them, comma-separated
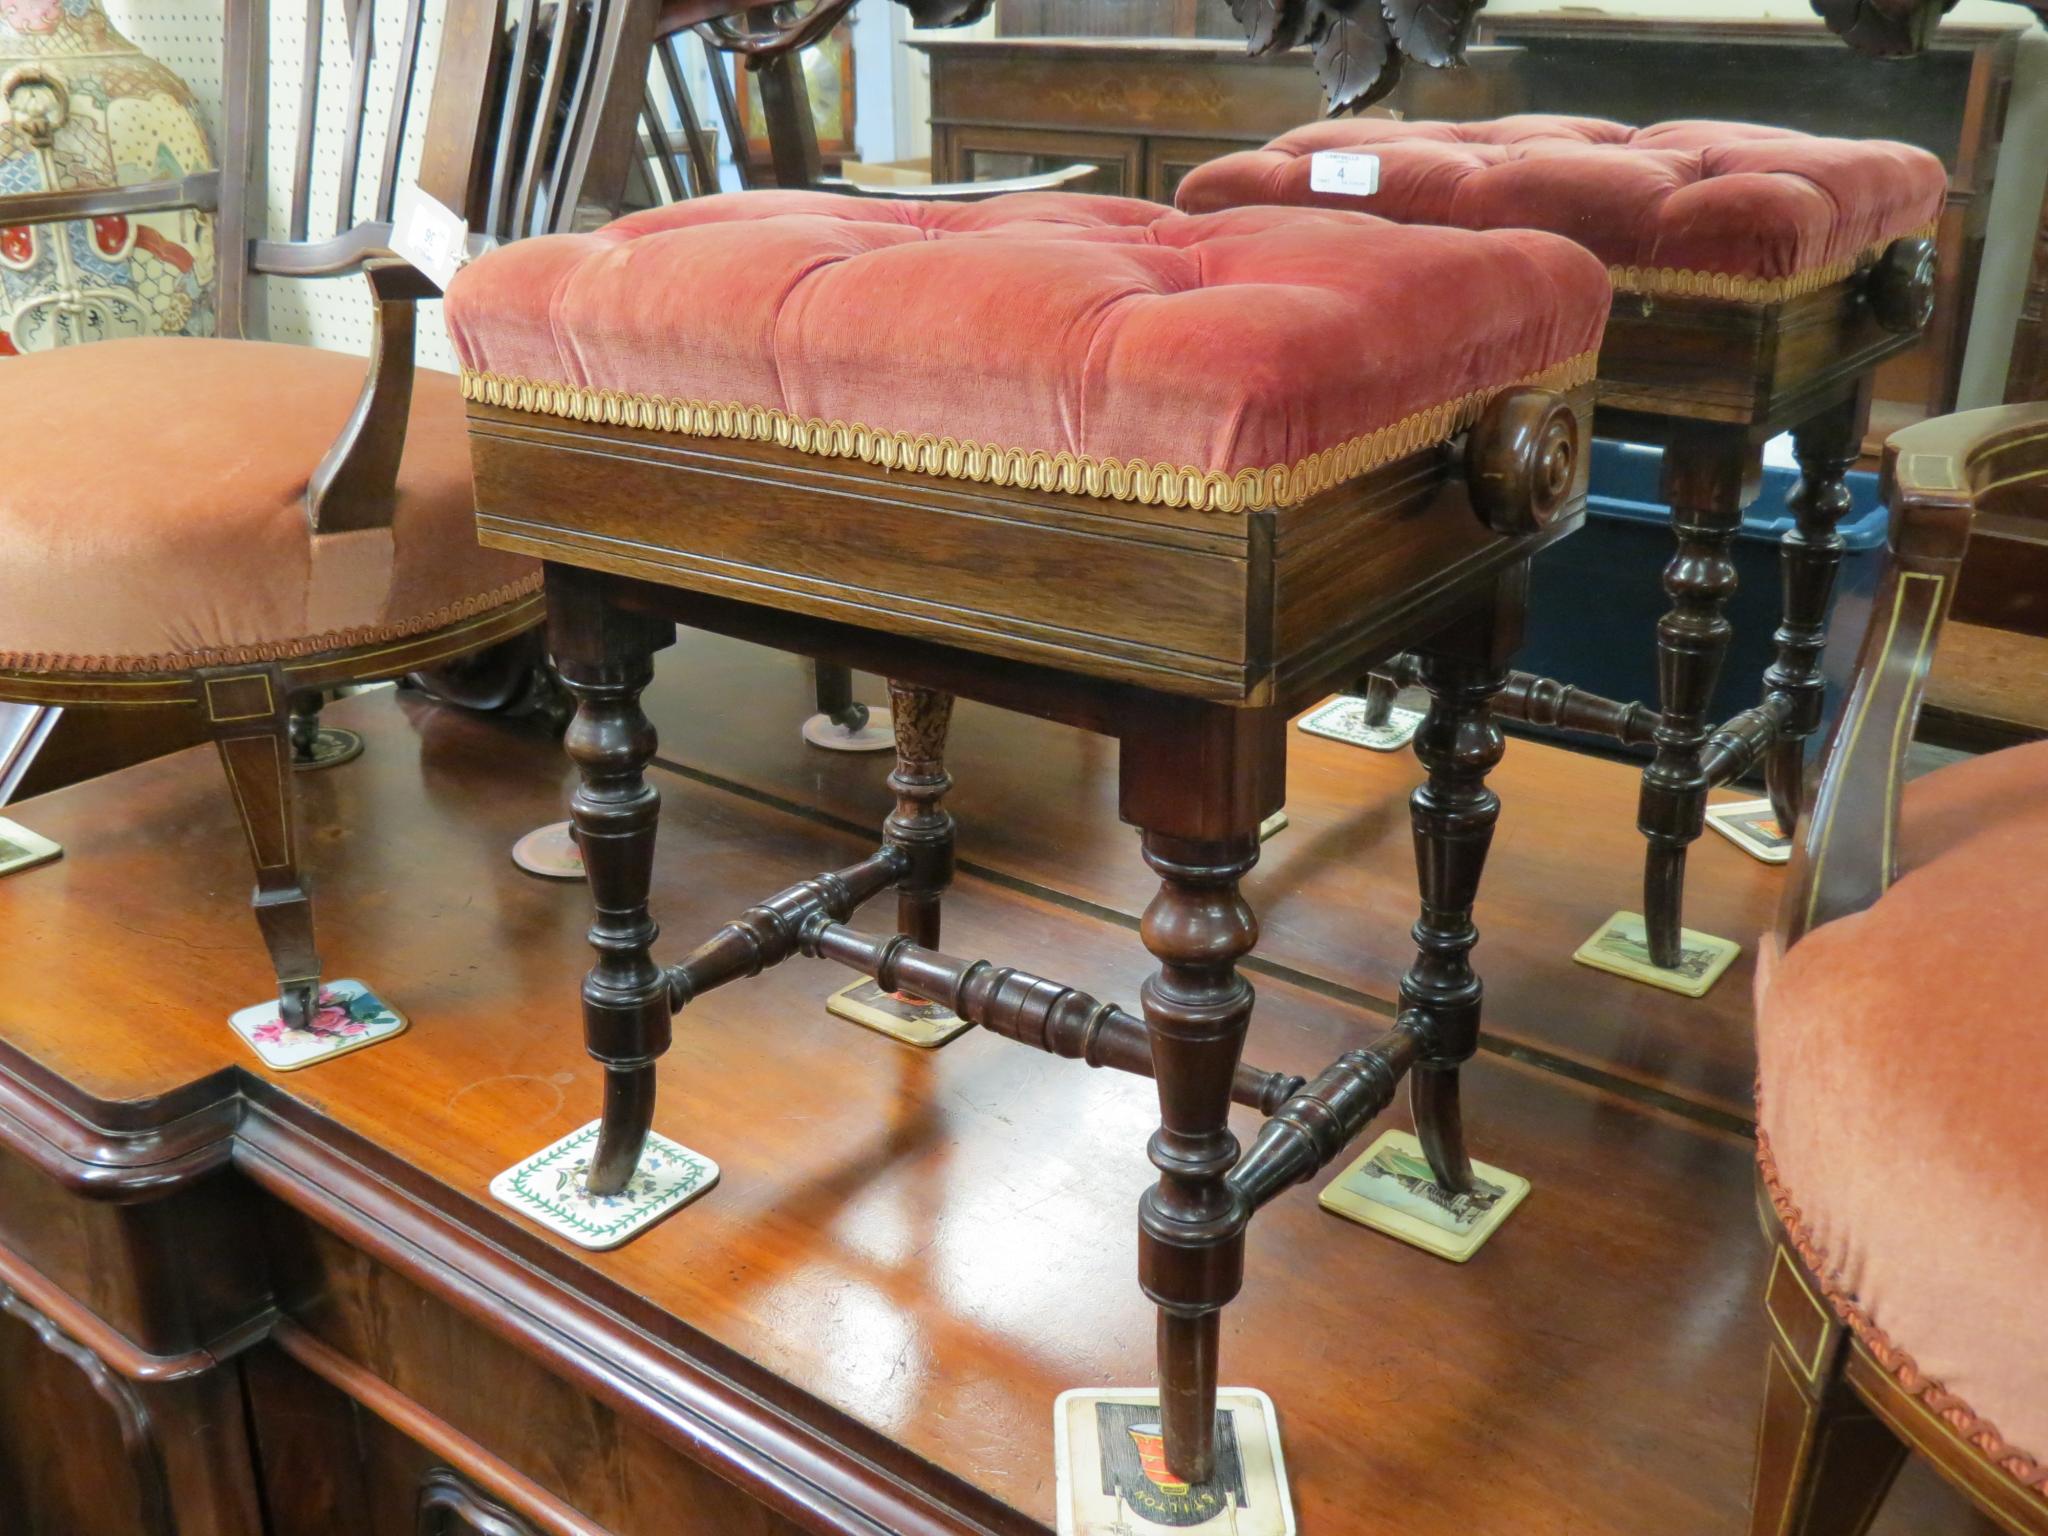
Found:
389,181 -> 473,290
1309,150 -> 1381,198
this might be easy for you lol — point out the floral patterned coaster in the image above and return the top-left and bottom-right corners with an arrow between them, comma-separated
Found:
511,819 -> 585,879
490,1120 -> 719,1250
227,979 -> 407,1071
1053,1386 -> 1295,1536
1296,694 -> 1424,753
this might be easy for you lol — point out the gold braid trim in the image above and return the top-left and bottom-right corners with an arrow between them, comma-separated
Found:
1608,222 -> 1939,306
459,350 -> 1600,515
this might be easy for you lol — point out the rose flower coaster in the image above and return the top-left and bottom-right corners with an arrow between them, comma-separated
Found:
1053,1387 -> 1294,1536
227,978 -> 408,1071
1297,693 -> 1423,753
1319,1128 -> 1529,1263
491,1119 -> 719,1250
826,977 -> 973,1048
1572,910 -> 1741,998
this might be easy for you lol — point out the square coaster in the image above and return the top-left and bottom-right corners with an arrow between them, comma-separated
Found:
1257,810 -> 1288,841
490,1119 -> 719,1250
1053,1386 -> 1294,1536
0,817 -> 61,878
1297,694 -> 1423,753
826,977 -> 973,1048
227,979 -> 408,1071
1318,1128 -> 1529,1263
1572,910 -> 1741,999
1706,797 -> 1793,864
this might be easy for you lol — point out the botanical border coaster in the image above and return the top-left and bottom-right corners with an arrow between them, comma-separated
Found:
826,977 -> 973,1048
1318,1128 -> 1529,1263
0,816 -> 61,878
1705,797 -> 1794,864
490,1119 -> 719,1250
801,705 -> 896,753
511,819 -> 585,880
227,978 -> 408,1071
1572,909 -> 1741,999
1296,694 -> 1424,753
1052,1386 -> 1295,1536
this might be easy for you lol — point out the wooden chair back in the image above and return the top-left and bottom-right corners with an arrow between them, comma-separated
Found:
1781,402 -> 2048,946
213,0 -> 657,332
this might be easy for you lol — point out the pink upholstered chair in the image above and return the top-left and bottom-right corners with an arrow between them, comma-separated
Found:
1750,403 -> 2048,1535
0,0 -> 653,1027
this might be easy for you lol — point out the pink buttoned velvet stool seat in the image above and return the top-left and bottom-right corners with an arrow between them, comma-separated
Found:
1746,406 -> 2048,1536
1179,117 -> 1949,971
448,189 -> 1611,1481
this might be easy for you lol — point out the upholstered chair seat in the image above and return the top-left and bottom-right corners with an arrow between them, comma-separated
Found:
447,190 -> 1610,511
1757,738 -> 2048,1493
1174,116 -> 1948,302
0,338 -> 537,674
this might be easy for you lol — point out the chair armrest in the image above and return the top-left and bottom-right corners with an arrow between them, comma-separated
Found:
1781,403 -> 2048,945
305,258 -> 441,535
818,164 -> 1099,201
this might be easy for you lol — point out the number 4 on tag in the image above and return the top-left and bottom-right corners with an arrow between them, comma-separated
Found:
1308,150 -> 1381,198
389,182 -> 472,291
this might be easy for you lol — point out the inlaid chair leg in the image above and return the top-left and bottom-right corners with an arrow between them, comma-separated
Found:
203,667 -> 318,1030
1751,1245 -> 1907,1536
547,566 -> 677,1197
1641,430 -> 1760,968
1764,389 -> 1869,836
1402,577 -> 1518,1193
884,681 -> 954,952
1122,704 -> 1282,1487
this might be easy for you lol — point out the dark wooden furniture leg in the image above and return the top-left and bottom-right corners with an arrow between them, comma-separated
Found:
203,666 -> 319,1030
1764,386 -> 1873,836
547,566 -> 677,1197
1402,571 -> 1522,1194
1640,427 -> 1761,967
884,681 -> 954,954
1751,1242 -> 1909,1536
1121,703 -> 1285,1486
811,662 -> 869,736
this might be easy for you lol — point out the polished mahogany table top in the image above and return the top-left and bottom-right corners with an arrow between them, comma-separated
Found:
0,660 -> 1988,1533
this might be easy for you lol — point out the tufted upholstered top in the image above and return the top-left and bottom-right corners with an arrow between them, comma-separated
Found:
446,190 -> 1609,514
1174,116 -> 1947,305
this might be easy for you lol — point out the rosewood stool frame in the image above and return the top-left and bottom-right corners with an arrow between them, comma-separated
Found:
1364,237 -> 1937,967
469,378 -> 1592,1483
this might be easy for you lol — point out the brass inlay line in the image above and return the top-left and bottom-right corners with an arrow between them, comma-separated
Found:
1764,1245 -> 1832,1383
460,350 -> 1599,515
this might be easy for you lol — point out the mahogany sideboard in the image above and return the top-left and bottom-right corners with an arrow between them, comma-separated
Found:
912,36 -> 1525,203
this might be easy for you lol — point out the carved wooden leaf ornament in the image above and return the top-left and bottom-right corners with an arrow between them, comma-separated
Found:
1229,0 -> 1312,55
1381,0 -> 1481,66
1312,0 -> 1405,114
1808,0 -> 1956,56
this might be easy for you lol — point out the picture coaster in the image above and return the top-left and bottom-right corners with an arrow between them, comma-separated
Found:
291,725 -> 365,770
1257,810 -> 1288,842
1572,909 -> 1741,999
1053,1386 -> 1294,1536
1705,797 -> 1793,864
227,978 -> 408,1071
801,706 -> 896,752
0,817 -> 61,878
1318,1128 -> 1529,1263
1296,694 -> 1423,753
826,977 -> 973,1048
490,1119 -> 719,1251
511,819 -> 585,880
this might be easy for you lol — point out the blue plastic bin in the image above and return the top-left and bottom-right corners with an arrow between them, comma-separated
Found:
1510,437 -> 1889,768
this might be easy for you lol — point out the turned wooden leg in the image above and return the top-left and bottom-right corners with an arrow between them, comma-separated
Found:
1402,574 -> 1520,1194
1764,388 -> 1870,836
547,565 -> 676,1197
812,661 -> 868,735
203,667 -> 318,1030
1751,1245 -> 1906,1536
1121,703 -> 1284,1486
288,691 -> 324,762
1641,429 -> 1761,968
884,681 -> 954,953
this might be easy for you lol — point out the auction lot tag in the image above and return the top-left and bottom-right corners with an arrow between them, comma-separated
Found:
1309,149 -> 1380,197
390,181 -> 473,290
